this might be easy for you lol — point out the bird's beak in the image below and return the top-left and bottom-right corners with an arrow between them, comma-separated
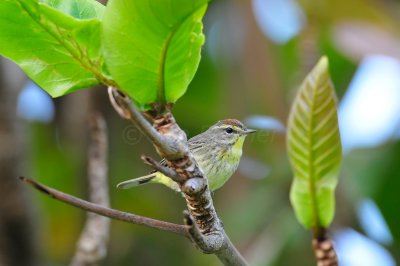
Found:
244,128 -> 256,134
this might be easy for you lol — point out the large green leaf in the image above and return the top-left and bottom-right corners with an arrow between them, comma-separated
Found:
0,0 -> 107,97
287,56 -> 342,229
102,0 -> 208,110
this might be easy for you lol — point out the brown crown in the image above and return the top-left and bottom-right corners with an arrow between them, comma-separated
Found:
220,119 -> 244,129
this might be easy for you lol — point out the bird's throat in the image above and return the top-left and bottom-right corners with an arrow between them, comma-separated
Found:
223,136 -> 246,165
232,136 -> 246,157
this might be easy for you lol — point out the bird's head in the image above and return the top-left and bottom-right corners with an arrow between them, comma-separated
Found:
207,119 -> 256,150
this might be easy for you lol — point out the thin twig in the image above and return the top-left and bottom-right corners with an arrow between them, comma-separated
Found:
19,177 -> 187,237
70,114 -> 111,266
141,155 -> 183,183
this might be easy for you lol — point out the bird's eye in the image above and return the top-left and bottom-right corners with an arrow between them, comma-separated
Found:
225,127 -> 233,134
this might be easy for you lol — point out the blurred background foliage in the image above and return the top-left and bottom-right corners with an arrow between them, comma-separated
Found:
1,0 -> 400,265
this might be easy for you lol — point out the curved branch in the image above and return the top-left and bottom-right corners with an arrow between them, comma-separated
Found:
19,177 -> 187,237
183,211 -> 224,253
108,87 -> 186,159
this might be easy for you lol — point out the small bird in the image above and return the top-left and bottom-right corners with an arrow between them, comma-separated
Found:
117,119 -> 255,192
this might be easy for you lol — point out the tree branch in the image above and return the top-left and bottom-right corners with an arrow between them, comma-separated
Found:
70,114 -> 110,266
108,87 -> 186,159
312,229 -> 338,266
183,211 -> 224,253
19,177 -> 187,237
108,86 -> 249,265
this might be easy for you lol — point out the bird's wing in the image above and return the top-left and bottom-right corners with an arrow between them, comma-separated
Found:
149,136 -> 204,173
188,136 -> 205,152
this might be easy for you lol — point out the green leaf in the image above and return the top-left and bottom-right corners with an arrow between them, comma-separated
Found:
286,56 -> 342,229
40,0 -> 105,19
102,0 -> 208,110
0,0 -> 107,97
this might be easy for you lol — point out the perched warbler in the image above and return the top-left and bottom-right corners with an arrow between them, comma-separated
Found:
117,119 -> 255,192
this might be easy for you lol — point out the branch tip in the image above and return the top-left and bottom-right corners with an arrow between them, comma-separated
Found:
19,176 -> 52,196
107,87 -> 131,119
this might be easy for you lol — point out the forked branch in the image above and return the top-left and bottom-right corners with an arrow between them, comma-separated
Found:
108,87 -> 248,266
21,87 -> 248,266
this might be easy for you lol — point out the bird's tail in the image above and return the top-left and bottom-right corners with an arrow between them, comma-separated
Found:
117,173 -> 156,189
